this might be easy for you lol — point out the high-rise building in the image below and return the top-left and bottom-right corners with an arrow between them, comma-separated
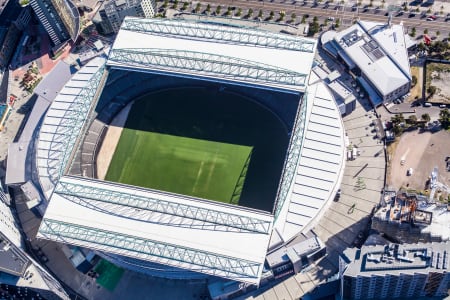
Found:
0,193 -> 70,299
93,0 -> 155,34
0,0 -> 31,69
30,0 -> 80,51
340,242 -> 450,299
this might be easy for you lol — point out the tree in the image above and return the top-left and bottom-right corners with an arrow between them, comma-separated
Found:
258,9 -> 263,19
369,0 -> 373,7
408,115 -> 418,124
247,8 -> 253,18
226,6 -> 232,16
410,27 -> 416,38
291,12 -> 296,23
235,8 -> 242,17
439,108 -> 450,129
173,0 -> 179,9
301,15 -> 307,24
412,75 -> 418,86
335,18 -> 340,28
206,3 -> 211,13
308,18 -> 320,36
391,113 -> 405,125
215,5 -> 221,15
424,28 -> 429,35
436,30 -> 440,38
163,0 -> 168,8
269,11 -> 275,20
195,2 -> 201,13
182,1 -> 189,11
421,113 -> 430,122
278,10 -> 286,21
427,85 -> 437,96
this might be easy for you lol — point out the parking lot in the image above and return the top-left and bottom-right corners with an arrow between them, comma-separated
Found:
388,129 -> 450,193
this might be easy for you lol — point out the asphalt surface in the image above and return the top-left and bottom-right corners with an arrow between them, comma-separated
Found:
170,0 -> 450,37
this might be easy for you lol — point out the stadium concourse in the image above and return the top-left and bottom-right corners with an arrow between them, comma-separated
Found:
33,17 -> 346,291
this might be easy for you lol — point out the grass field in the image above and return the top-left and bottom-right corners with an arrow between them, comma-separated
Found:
94,259 -> 124,291
106,130 -> 252,204
102,87 -> 289,212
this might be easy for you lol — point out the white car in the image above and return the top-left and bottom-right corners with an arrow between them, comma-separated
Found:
407,168 -> 413,176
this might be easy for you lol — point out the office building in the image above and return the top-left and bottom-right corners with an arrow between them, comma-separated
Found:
340,242 -> 450,299
30,0 -> 80,51
94,0 -> 155,34
321,19 -> 414,106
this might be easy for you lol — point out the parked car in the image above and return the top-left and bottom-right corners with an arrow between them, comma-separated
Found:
407,168 -> 413,176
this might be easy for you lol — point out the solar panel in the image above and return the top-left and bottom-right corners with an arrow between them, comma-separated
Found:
372,48 -> 385,60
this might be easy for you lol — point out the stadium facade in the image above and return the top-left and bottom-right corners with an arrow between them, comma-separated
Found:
34,17 -> 346,285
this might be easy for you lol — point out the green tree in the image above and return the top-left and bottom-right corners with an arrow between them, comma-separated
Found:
269,11 -> 274,20
421,113 -> 430,122
408,115 -> 418,124
163,0 -> 168,8
195,2 -> 201,13
215,5 -> 221,15
308,18 -> 320,36
301,15 -> 307,24
424,28 -> 429,35
335,18 -> 340,28
278,10 -> 286,21
258,9 -> 263,19
173,0 -> 179,9
247,8 -> 253,18
226,6 -> 232,16
182,1 -> 189,10
206,3 -> 211,13
412,75 -> 418,86
291,12 -> 296,23
427,85 -> 437,96
439,108 -> 450,128
235,8 -> 242,16
436,30 -> 440,38
391,113 -> 405,125
410,27 -> 416,38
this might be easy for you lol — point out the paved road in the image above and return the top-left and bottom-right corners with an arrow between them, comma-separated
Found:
169,0 -> 450,37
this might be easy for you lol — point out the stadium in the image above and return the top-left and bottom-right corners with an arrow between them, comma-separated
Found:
35,17 -> 346,285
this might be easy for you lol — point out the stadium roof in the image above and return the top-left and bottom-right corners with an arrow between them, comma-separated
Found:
35,20 -> 346,284
273,72 -> 346,242
38,176 -> 273,283
108,17 -> 316,93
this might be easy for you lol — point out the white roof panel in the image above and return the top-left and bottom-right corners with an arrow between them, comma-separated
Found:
39,176 -> 273,283
274,82 -> 346,241
108,17 -> 317,92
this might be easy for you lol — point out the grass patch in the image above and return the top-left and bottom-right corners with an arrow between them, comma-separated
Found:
106,131 -> 253,205
94,259 -> 124,291
410,66 -> 422,100
386,138 -> 400,186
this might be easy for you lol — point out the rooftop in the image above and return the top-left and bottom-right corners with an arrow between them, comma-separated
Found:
333,21 -> 410,97
108,17 -> 317,93
343,242 -> 449,276
0,232 -> 30,277
374,191 -> 449,240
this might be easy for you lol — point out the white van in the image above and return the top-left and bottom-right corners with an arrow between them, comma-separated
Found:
424,102 -> 432,107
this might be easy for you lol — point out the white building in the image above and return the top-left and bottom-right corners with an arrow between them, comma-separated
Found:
321,20 -> 412,106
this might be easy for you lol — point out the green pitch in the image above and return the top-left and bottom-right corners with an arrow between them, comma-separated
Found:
94,259 -> 124,291
105,130 -> 252,204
